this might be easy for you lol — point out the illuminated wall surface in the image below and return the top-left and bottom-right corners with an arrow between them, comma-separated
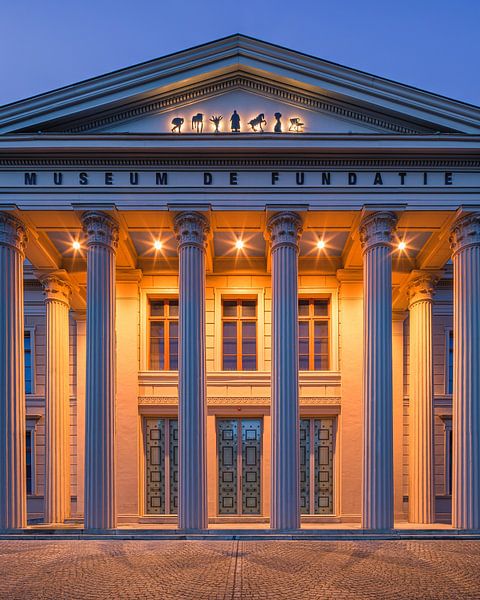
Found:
0,36 -> 480,531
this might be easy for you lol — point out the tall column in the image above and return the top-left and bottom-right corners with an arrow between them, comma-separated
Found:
0,213 -> 28,530
41,273 -> 72,525
450,213 -> 480,529
359,211 -> 397,530
174,212 -> 209,530
267,211 -> 302,530
82,211 -> 119,530
407,272 -> 438,524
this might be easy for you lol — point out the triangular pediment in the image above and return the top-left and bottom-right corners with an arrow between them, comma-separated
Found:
1,35 -> 480,135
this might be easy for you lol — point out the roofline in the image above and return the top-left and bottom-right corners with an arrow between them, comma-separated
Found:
1,34 -> 480,135
1,33 -> 479,113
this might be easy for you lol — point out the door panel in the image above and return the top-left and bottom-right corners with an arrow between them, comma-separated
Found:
217,418 -> 262,515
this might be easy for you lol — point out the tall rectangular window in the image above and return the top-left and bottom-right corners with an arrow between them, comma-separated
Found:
148,299 -> 179,370
24,331 -> 32,394
26,429 -> 33,495
222,299 -> 257,371
446,329 -> 454,394
298,298 -> 330,371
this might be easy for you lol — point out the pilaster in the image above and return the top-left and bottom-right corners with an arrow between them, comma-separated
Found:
82,211 -> 119,530
174,211 -> 209,530
41,273 -> 72,525
450,213 -> 480,529
266,211 -> 303,530
407,272 -> 438,524
359,211 -> 397,530
0,213 -> 28,530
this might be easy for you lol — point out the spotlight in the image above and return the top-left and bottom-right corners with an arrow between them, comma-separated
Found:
154,240 -> 163,251
398,241 -> 406,251
72,240 -> 81,250
235,239 -> 244,250
317,240 -> 325,250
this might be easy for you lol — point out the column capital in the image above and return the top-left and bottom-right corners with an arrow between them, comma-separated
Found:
0,212 -> 28,254
359,212 -> 397,253
450,212 -> 480,256
81,211 -> 119,250
407,272 -> 439,308
266,211 -> 303,251
173,212 -> 210,250
40,272 -> 72,306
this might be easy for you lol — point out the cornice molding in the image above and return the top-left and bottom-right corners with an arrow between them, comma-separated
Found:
2,158 -> 479,168
57,75 -> 425,135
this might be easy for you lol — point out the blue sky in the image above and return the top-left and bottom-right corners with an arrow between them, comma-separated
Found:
1,0 -> 479,106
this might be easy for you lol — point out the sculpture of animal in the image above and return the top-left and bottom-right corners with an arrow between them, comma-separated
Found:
171,117 -> 184,133
192,113 -> 204,133
248,113 -> 267,132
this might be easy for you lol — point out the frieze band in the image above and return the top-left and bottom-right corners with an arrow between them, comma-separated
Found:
3,170 -> 464,188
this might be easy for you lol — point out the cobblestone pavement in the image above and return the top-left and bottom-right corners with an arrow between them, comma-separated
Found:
0,540 -> 480,599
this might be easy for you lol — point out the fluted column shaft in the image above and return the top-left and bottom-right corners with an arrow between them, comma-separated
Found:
174,212 -> 209,530
408,272 -> 438,524
82,212 -> 119,530
267,212 -> 302,530
450,213 -> 480,529
0,213 -> 27,530
360,212 -> 397,530
41,274 -> 72,525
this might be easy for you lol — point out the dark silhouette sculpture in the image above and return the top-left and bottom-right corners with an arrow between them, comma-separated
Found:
192,113 -> 204,133
274,112 -> 282,133
171,117 -> 184,133
209,115 -> 223,133
230,110 -> 241,132
248,113 -> 267,132
289,117 -> 304,132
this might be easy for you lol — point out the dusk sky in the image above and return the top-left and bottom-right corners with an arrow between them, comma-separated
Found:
1,0 -> 479,107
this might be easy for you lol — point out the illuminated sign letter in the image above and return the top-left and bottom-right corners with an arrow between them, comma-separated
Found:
24,172 -> 37,185
156,172 -> 168,185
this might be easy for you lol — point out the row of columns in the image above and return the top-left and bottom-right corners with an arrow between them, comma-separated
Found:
0,208 -> 479,530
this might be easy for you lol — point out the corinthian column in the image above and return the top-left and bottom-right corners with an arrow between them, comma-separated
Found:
359,211 -> 397,530
40,273 -> 72,525
450,213 -> 480,529
174,212 -> 209,530
407,272 -> 438,524
0,213 -> 28,530
267,211 -> 302,530
82,211 -> 119,530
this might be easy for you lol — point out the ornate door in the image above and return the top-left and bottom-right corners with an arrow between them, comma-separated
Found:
144,417 -> 178,515
217,418 -> 262,515
300,418 -> 335,514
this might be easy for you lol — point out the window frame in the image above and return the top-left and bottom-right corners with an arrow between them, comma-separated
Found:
25,419 -> 38,496
146,296 -> 179,372
221,298 -> 258,371
298,296 -> 331,372
24,326 -> 36,396
445,327 -> 454,395
215,289 -> 265,372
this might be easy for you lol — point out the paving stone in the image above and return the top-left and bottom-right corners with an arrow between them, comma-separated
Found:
0,540 -> 479,599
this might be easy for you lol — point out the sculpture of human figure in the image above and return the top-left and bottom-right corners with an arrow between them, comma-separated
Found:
274,112 -> 282,133
230,110 -> 241,132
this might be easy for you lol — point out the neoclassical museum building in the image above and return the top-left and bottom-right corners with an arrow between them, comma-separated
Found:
1,35 -> 480,533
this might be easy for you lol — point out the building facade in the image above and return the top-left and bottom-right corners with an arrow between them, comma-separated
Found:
1,36 -> 480,531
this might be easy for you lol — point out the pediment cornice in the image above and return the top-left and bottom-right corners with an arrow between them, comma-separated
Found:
56,74 -> 427,135
2,35 -> 480,135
